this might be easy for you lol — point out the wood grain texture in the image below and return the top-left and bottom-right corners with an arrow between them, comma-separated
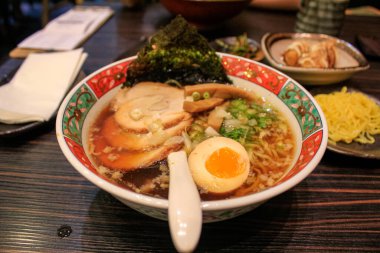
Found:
1,3 -> 380,252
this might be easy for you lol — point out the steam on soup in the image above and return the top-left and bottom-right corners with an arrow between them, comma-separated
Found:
88,82 -> 295,201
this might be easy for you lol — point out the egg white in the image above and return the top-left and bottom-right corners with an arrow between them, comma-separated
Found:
188,137 -> 250,194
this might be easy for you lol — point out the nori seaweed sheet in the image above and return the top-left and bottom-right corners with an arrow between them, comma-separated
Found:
123,15 -> 231,87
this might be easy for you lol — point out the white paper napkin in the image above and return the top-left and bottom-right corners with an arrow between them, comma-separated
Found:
0,48 -> 87,124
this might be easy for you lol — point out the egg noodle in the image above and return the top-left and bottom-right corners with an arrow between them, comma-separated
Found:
315,87 -> 380,144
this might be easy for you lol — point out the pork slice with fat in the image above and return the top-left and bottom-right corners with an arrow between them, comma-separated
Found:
114,82 -> 190,133
92,134 -> 183,171
102,115 -> 192,151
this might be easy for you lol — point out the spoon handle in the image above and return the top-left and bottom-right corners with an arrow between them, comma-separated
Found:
168,150 -> 202,253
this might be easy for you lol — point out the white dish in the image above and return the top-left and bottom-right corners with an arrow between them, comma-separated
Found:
261,33 -> 370,85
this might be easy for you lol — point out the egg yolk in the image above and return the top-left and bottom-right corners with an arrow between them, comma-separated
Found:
205,147 -> 246,178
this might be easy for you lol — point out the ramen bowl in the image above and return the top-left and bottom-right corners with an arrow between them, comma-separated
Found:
56,53 -> 328,222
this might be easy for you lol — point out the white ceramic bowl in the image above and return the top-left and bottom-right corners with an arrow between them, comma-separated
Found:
261,33 -> 369,85
56,53 -> 328,222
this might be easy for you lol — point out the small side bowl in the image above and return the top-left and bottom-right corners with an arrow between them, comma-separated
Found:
210,36 -> 265,61
56,53 -> 328,222
261,33 -> 370,85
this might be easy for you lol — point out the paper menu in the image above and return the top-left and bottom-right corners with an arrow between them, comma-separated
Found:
17,6 -> 113,51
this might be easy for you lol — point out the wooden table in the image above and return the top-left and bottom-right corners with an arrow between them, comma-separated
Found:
1,3 -> 379,252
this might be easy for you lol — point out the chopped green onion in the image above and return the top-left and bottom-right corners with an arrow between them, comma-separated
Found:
129,108 -> 143,121
192,91 -> 201,101
203,92 -> 210,99
248,119 -> 257,126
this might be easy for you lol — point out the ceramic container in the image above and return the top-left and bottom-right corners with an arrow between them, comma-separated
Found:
295,0 -> 350,36
56,53 -> 328,222
160,0 -> 250,28
261,32 -> 369,85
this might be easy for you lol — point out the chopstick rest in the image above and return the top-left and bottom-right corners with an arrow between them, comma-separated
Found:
0,49 -> 87,124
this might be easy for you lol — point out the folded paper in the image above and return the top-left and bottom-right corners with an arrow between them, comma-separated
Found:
0,49 -> 87,124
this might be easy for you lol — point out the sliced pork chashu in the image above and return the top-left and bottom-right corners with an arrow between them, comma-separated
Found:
184,83 -> 256,101
111,82 -> 171,111
92,135 -> 183,171
102,115 -> 192,151
113,82 -> 191,134
183,83 -> 256,113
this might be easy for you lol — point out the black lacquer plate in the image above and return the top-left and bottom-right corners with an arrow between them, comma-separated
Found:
0,71 -> 86,138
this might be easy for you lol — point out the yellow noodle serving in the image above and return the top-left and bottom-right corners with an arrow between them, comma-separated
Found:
315,87 -> 380,144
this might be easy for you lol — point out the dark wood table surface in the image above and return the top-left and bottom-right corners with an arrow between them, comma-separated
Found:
1,3 -> 379,252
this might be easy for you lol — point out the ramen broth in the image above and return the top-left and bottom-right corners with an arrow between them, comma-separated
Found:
88,87 -> 296,201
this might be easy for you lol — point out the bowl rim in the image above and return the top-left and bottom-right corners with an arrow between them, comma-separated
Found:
261,32 -> 370,73
56,52 -> 328,212
163,0 -> 250,2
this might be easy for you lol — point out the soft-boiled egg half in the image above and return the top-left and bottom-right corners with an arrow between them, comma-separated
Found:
188,137 -> 250,194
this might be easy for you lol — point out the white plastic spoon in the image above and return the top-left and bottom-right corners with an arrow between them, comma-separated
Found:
168,150 -> 202,253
